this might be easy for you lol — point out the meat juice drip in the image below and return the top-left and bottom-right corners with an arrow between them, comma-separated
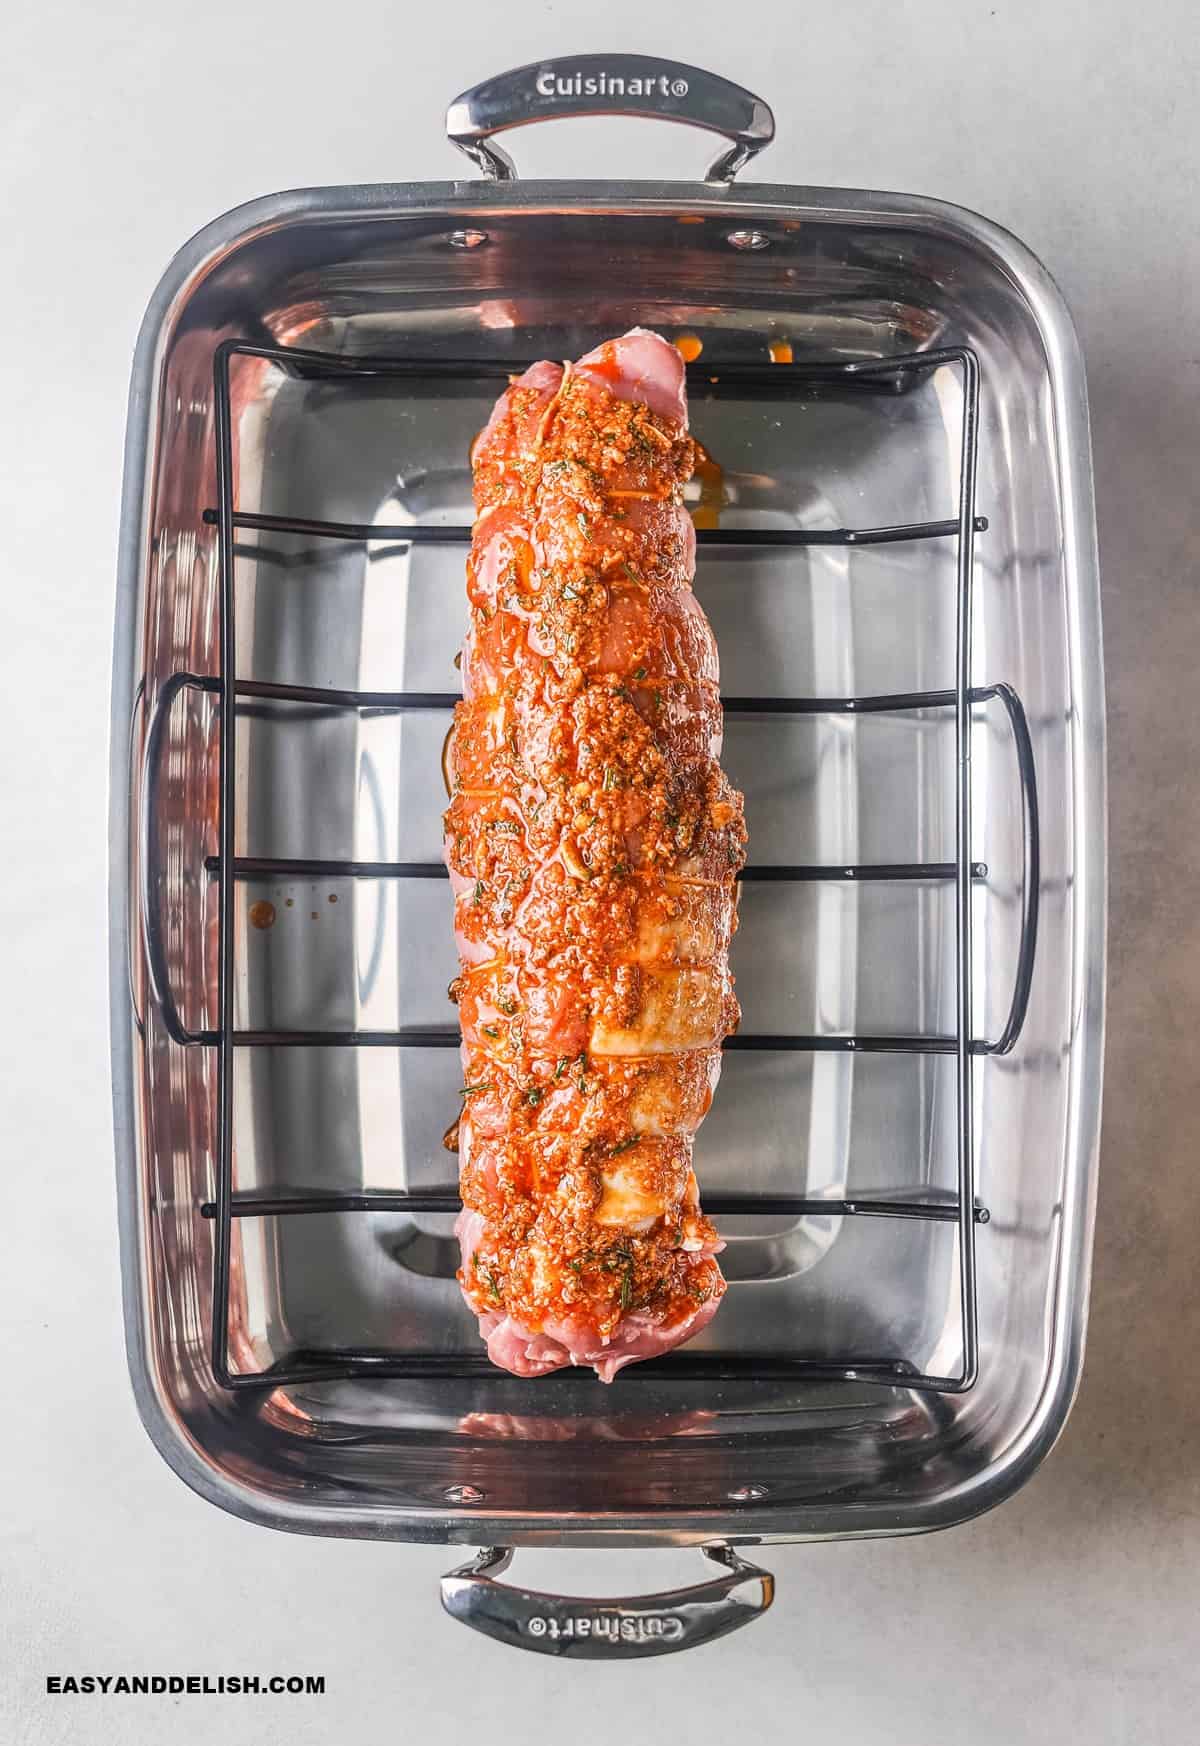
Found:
690,439 -> 725,532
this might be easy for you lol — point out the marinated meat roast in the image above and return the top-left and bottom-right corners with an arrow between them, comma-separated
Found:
444,328 -> 746,1380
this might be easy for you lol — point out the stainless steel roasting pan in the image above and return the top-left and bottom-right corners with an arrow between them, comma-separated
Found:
109,56 -> 1105,1656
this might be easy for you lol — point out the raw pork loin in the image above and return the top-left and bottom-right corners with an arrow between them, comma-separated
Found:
444,329 -> 746,1380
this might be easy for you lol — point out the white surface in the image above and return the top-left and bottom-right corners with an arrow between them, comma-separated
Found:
2,2 -> 1198,1740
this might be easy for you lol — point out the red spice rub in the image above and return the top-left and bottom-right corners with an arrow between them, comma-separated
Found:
445,329 -> 746,1380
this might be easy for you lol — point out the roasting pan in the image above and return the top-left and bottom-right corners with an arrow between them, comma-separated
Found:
109,56 -> 1105,1656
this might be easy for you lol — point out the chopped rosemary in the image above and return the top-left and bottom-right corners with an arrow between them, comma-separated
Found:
526,1086 -> 544,1106
619,1266 -> 635,1310
496,995 -> 517,1015
481,1024 -> 500,1040
633,666 -> 647,681
472,880 -> 484,906
554,1057 -> 569,1080
608,1136 -> 640,1156
459,1082 -> 494,1097
603,766 -> 619,790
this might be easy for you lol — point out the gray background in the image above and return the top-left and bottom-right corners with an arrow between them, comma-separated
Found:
2,1 -> 1196,1740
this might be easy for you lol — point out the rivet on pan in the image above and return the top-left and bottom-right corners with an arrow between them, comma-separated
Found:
448,229 -> 489,249
727,229 -> 770,251
729,1484 -> 770,1501
443,1483 -> 486,1503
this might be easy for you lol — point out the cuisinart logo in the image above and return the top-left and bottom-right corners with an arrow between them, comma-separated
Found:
526,1613 -> 685,1644
535,68 -> 690,99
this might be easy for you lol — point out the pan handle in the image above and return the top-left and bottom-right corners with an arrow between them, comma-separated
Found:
446,56 -> 774,184
136,671 -> 220,1047
440,1545 -> 774,1658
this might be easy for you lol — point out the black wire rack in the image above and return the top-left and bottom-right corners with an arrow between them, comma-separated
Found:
139,339 -> 1040,1395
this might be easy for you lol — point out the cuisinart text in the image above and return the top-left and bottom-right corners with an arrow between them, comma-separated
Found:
526,1614 -> 685,1643
535,70 -> 690,99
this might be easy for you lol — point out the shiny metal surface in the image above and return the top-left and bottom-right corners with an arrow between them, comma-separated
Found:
446,55 -> 775,182
440,1545 -> 774,1656
110,171 -> 1104,1548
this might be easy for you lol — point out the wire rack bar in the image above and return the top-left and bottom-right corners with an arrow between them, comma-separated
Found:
229,675 -> 1000,717
203,505 -> 987,550
217,1350 -> 958,1391
215,338 -> 966,390
226,1027 -> 964,1053
212,333 -> 238,1389
206,854 -> 988,884
200,1189 -> 990,1223
951,346 -> 981,1390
